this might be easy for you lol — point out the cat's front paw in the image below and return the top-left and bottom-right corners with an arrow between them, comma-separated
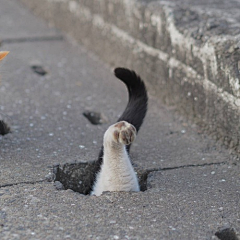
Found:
111,121 -> 136,145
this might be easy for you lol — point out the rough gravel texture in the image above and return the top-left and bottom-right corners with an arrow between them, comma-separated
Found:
0,0 -> 239,239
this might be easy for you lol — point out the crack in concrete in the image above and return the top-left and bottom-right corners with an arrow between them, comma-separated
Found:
0,35 -> 64,45
143,161 -> 227,176
139,161 -> 228,191
0,161 -> 227,191
53,161 -> 228,195
0,179 -> 46,189
158,161 -> 227,171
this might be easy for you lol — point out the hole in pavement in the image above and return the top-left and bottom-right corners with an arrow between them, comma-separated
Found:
53,161 -> 148,195
31,65 -> 48,76
83,111 -> 108,125
215,228 -> 239,240
0,120 -> 11,135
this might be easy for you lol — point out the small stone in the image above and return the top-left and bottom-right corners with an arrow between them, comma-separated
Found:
31,65 -> 47,76
45,173 -> 54,182
54,181 -> 64,190
219,179 -> 226,182
235,99 -> 240,107
215,227 -> 238,240
0,120 -> 11,136
228,46 -> 235,53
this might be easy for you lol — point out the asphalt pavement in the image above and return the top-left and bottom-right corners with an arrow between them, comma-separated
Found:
0,0 -> 239,239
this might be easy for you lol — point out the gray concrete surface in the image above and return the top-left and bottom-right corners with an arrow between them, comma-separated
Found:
0,0 -> 60,40
0,0 -> 239,239
20,0 -> 240,156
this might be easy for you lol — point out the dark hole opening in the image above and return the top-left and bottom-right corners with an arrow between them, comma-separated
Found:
53,161 -> 148,195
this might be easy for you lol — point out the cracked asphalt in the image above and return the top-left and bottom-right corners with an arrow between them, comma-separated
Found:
0,0 -> 239,239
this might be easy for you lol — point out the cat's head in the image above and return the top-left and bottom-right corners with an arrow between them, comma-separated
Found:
0,51 -> 9,61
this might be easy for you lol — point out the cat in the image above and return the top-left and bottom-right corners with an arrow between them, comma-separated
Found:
0,51 -> 11,136
91,68 -> 148,196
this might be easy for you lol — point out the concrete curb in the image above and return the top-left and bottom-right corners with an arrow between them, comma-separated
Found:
20,0 -> 240,155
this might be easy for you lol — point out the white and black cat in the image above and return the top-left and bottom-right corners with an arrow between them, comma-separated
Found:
91,68 -> 148,196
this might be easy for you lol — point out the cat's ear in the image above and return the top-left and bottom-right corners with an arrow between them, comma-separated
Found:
0,51 -> 9,61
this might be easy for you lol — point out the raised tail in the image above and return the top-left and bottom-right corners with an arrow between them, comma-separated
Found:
114,68 -> 148,132
97,67 -> 148,163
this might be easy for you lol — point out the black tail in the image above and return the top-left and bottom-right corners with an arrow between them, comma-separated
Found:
97,67 -> 148,164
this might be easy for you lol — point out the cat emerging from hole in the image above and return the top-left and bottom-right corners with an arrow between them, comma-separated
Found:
91,68 -> 148,196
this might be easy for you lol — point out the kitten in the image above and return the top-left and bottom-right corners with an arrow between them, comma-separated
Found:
91,68 -> 148,196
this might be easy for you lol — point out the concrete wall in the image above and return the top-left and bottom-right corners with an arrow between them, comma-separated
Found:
20,0 -> 240,155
